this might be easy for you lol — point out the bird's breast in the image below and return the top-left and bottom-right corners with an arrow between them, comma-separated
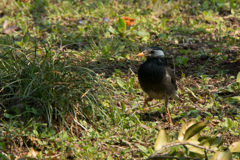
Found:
138,61 -> 166,94
146,90 -> 167,99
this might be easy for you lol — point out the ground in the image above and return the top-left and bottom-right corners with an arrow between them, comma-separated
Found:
0,0 -> 240,159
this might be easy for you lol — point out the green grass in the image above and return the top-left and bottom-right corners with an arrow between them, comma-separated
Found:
0,0 -> 240,159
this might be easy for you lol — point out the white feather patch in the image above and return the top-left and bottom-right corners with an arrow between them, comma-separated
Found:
155,50 -> 164,56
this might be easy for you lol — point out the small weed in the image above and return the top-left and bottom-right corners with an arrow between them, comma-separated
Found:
175,56 -> 189,67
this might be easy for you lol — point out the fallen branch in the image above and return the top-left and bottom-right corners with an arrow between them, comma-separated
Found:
146,142 -> 216,160
146,155 -> 202,160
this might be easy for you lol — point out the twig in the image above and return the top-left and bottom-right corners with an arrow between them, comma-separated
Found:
81,89 -> 90,98
146,155 -> 202,160
146,142 -> 216,160
59,43 -> 79,52
0,87 -> 4,93
73,118 -> 88,131
129,67 -> 136,77
186,87 -> 200,100
44,153 -> 62,159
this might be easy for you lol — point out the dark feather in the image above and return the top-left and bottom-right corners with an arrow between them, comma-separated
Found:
138,56 -> 178,99
165,67 -> 178,90
139,57 -> 167,92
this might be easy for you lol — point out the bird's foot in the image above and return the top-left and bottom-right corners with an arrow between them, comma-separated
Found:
160,113 -> 173,124
166,108 -> 173,124
167,117 -> 173,124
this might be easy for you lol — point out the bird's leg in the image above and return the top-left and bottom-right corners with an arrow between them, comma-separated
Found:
165,98 -> 172,124
144,97 -> 153,108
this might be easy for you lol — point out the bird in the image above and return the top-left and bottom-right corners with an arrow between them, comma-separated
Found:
137,46 -> 181,123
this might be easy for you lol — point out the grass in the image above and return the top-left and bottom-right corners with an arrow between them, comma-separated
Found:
0,0 -> 240,159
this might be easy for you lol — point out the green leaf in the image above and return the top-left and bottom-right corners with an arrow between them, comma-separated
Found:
116,77 -> 126,89
211,149 -> 232,160
59,131 -> 68,140
203,11 -> 207,17
152,0 -> 157,4
229,141 -> 240,153
24,31 -> 29,43
33,130 -> 38,136
25,105 -> 31,111
0,142 -> 6,150
199,137 -> 221,151
154,129 -> 168,150
237,72 -> 240,82
231,96 -> 240,101
4,113 -> 13,119
179,121 -> 205,154
186,135 -> 203,154
0,151 -> 8,160
141,36 -> 149,42
114,45 -> 125,55
137,145 -> 148,153
211,136 -> 223,150
136,31 -> 150,36
121,102 -> 126,112
108,27 -> 117,34
186,141 -> 204,155
117,18 -> 126,33
31,108 -> 38,115
129,23 -> 139,32
184,121 -> 208,141
107,155 -> 113,160
15,41 -> 23,46
178,121 -> 198,141
126,77 -> 135,89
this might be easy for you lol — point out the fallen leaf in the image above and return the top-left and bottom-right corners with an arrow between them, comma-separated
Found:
140,123 -> 150,130
2,20 -> 20,34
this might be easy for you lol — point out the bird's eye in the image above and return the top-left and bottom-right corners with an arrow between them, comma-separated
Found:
150,51 -> 154,54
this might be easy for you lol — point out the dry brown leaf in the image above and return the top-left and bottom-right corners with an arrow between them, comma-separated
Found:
4,26 -> 19,34
2,20 -> 20,34
44,150 -> 61,160
17,157 -> 38,160
3,20 -> 8,29
27,147 -> 39,157
21,0 -> 33,3
140,123 -> 150,130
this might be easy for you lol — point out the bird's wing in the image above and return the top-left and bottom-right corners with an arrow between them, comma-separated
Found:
165,67 -> 178,90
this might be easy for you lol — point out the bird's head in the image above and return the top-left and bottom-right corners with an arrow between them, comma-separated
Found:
136,46 -> 165,58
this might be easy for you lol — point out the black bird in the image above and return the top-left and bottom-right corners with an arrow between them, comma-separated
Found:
137,46 -> 181,123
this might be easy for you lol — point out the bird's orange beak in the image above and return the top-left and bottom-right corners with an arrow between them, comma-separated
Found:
136,52 -> 145,57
